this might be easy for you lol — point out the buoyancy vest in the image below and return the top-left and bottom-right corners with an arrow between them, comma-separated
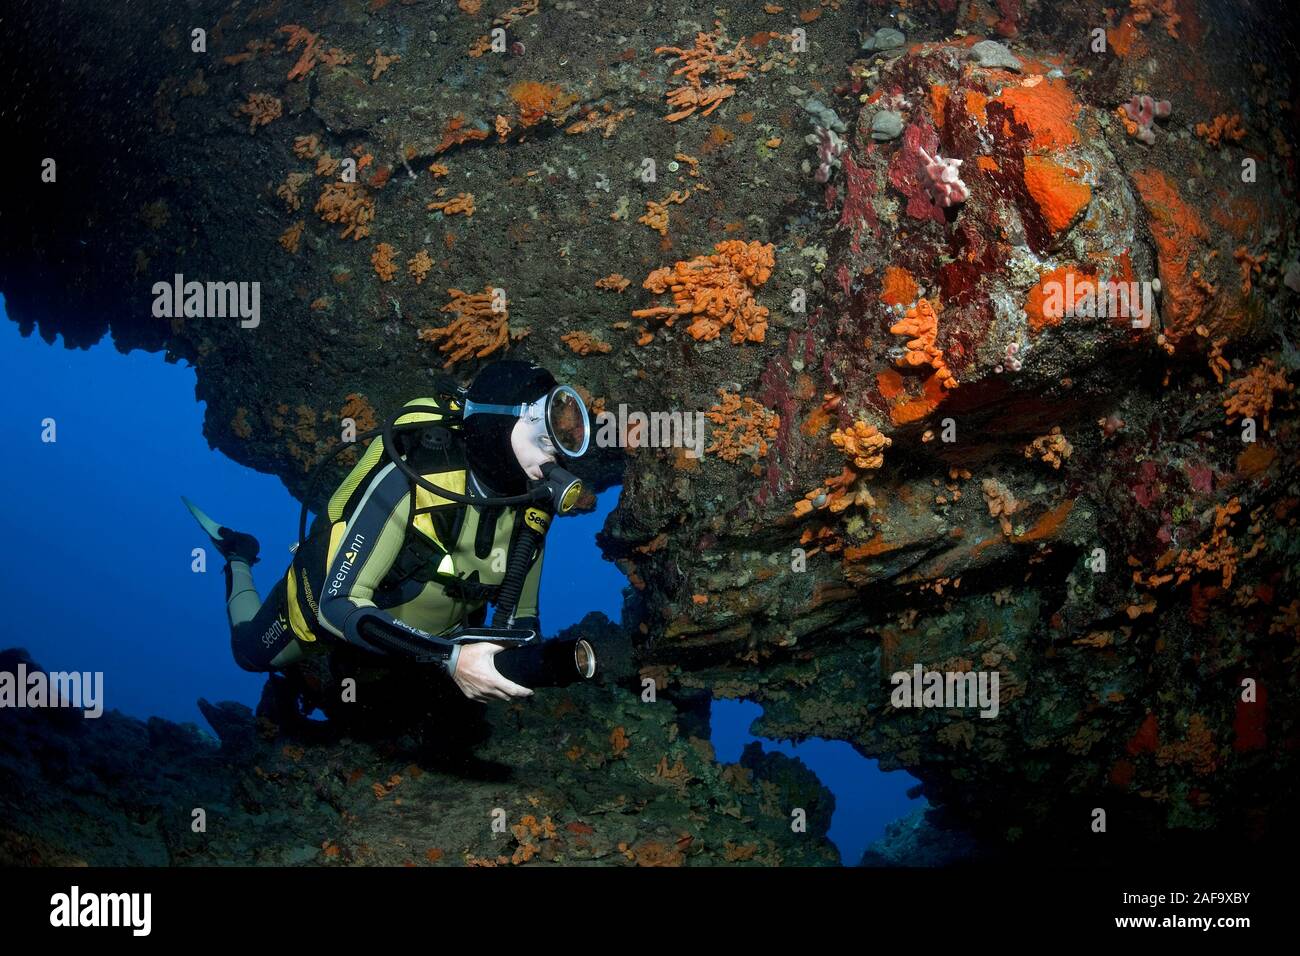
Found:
283,396 -> 536,646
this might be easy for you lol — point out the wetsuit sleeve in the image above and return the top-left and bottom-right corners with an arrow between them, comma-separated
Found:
512,541 -> 544,634
317,462 -> 461,675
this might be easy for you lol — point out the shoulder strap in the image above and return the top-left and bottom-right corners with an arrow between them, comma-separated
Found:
379,458 -> 469,591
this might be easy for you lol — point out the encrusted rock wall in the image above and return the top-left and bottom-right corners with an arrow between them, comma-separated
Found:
2,0 -> 1298,861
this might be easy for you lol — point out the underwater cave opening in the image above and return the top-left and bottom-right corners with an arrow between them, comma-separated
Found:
0,298 -> 280,724
710,698 -> 923,865
0,297 -> 628,725
0,301 -> 919,865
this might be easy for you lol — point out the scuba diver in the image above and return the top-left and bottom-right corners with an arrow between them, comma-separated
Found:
184,360 -> 607,705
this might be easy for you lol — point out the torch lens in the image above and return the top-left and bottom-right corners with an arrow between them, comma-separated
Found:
575,639 -> 596,679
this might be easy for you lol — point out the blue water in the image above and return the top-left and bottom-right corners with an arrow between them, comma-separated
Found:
0,295 -> 916,863
0,300 -> 622,725
712,699 -> 920,865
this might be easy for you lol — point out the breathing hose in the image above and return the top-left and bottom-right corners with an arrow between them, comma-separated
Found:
296,401 -> 558,551
492,506 -> 551,626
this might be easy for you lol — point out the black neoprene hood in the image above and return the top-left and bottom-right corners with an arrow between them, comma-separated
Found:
462,360 -> 558,496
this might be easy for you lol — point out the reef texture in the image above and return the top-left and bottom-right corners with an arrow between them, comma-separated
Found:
0,637 -> 836,867
2,0 -> 1299,863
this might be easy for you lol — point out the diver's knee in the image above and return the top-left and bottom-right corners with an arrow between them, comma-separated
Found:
269,641 -> 304,668
230,627 -> 269,672
232,645 -> 266,672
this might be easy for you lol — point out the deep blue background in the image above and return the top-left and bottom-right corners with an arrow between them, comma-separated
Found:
0,298 -> 918,863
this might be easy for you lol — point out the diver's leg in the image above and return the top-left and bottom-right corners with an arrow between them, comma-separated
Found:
225,557 -> 262,629
179,498 -> 294,670
230,577 -> 302,672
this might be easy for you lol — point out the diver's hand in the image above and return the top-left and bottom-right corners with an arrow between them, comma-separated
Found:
451,642 -> 534,702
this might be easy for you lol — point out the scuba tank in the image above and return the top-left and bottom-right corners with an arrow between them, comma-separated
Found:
296,380 -> 583,553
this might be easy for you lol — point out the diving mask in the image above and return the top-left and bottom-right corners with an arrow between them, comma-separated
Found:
464,384 -> 591,458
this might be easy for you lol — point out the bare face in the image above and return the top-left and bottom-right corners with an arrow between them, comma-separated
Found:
511,399 -> 557,480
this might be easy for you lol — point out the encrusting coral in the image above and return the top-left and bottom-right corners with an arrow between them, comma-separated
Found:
560,331 -> 613,356
434,115 -> 490,154
830,421 -> 891,471
278,220 -> 304,254
1024,427 -> 1073,469
794,469 -> 876,518
638,190 -> 690,236
631,240 -> 775,344
982,478 -> 1020,536
705,389 -> 780,463
339,393 -> 378,435
315,153 -> 341,177
280,24 -> 320,80
275,172 -> 312,211
793,419 -> 890,518
1233,246 -> 1266,295
371,243 -> 397,282
654,26 -> 756,122
427,193 -> 476,217
503,0 -> 541,23
279,24 -> 352,81
889,298 -> 958,391
417,287 -> 529,369
237,92 -> 282,132
407,250 -> 433,284
565,103 -> 635,138
314,182 -> 375,241
292,134 -> 321,159
1201,327 -> 1231,383
1223,359 -> 1292,431
1196,113 -> 1247,147
1174,498 -> 1242,589
367,50 -> 400,82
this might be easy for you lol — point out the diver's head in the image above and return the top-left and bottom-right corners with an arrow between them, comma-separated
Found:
462,360 -> 590,496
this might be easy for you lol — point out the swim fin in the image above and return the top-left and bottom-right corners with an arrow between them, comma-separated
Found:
181,496 -> 261,564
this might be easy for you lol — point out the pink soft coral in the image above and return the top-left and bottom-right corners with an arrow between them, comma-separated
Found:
812,126 -> 845,183
1121,94 -> 1172,146
888,118 -> 968,223
919,146 -> 968,206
